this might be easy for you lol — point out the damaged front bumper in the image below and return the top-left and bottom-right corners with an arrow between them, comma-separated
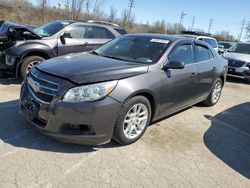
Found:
20,79 -> 122,145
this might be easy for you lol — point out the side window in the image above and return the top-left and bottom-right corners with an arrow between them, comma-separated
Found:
90,26 -> 115,39
210,39 -> 218,48
169,44 -> 193,65
64,25 -> 89,39
195,45 -> 212,62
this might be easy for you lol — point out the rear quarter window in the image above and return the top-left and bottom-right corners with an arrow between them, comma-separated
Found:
114,28 -> 128,35
195,45 -> 213,62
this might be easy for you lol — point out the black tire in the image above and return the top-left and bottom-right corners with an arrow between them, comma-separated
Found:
20,56 -> 45,79
113,96 -> 152,145
203,78 -> 223,106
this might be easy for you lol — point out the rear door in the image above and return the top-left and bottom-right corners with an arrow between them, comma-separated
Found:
193,41 -> 217,100
159,41 -> 198,116
57,24 -> 114,56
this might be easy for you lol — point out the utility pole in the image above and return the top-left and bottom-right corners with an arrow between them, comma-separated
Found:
128,0 -> 135,24
191,16 -> 195,31
238,18 -> 245,41
177,11 -> 186,34
208,18 -> 213,33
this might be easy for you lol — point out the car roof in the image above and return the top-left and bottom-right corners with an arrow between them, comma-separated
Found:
56,20 -> 124,29
124,33 -> 188,41
181,35 -> 216,40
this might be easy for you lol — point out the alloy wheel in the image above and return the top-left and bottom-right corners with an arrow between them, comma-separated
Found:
123,103 -> 149,139
212,81 -> 222,104
26,61 -> 40,74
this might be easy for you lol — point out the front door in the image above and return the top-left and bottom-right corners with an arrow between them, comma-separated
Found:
193,42 -> 217,99
57,24 -> 112,56
159,42 -> 198,117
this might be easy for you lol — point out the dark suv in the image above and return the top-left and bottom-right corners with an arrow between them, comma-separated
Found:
0,20 -> 127,78
20,34 -> 227,145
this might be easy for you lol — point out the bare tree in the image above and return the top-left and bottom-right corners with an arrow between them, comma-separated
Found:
71,0 -> 76,19
120,9 -> 129,27
39,0 -> 48,23
109,6 -> 117,22
91,0 -> 104,19
75,0 -> 84,20
11,0 -> 27,23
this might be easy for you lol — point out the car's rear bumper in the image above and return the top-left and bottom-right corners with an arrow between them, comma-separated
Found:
20,80 -> 122,145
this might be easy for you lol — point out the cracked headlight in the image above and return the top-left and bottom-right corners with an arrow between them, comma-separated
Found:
62,80 -> 118,102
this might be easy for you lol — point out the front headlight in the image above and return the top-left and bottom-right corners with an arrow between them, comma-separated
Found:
62,80 -> 118,102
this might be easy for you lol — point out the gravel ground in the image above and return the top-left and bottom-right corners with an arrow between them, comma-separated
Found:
0,76 -> 249,188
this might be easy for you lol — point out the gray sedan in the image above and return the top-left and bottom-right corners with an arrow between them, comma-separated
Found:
20,34 -> 227,145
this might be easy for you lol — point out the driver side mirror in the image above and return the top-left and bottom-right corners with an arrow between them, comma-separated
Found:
163,61 -> 185,70
62,32 -> 72,38
60,32 -> 72,45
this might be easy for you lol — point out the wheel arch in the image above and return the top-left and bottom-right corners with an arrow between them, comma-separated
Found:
126,90 -> 158,122
16,51 -> 51,78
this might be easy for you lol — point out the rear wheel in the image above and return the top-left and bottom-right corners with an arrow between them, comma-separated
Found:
113,96 -> 152,145
20,56 -> 45,79
203,78 -> 223,106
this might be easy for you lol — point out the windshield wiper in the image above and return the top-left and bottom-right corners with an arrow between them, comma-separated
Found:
90,50 -> 100,56
101,55 -> 128,62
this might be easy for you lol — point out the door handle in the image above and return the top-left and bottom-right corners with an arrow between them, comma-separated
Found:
190,72 -> 196,78
212,67 -> 217,71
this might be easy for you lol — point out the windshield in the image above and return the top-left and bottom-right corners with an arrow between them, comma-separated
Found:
219,42 -> 232,49
95,36 -> 170,64
34,21 -> 71,37
228,43 -> 250,54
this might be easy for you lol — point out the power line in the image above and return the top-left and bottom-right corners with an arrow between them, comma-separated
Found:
191,16 -> 195,31
177,10 -> 186,33
128,0 -> 135,23
238,18 -> 245,41
208,18 -> 213,33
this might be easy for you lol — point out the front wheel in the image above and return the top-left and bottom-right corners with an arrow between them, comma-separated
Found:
203,78 -> 223,106
113,96 -> 152,145
20,56 -> 45,79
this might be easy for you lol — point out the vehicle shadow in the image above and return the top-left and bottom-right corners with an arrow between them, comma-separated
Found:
226,76 -> 250,85
0,74 -> 21,85
0,100 -> 120,154
204,102 -> 250,179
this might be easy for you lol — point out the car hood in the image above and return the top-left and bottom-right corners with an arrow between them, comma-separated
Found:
223,52 -> 250,62
36,53 -> 149,84
0,20 -> 40,41
0,21 -> 40,51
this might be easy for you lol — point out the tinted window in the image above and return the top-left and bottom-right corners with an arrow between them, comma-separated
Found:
210,39 -> 218,48
65,25 -> 89,39
114,28 -> 128,35
169,44 -> 193,65
201,38 -> 211,45
95,36 -> 170,64
219,42 -> 232,49
91,26 -> 115,39
228,43 -> 250,54
195,45 -> 211,62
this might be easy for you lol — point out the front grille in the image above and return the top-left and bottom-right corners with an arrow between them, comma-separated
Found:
28,71 -> 59,103
228,59 -> 246,67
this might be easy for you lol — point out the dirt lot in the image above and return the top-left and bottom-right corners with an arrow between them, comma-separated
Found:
0,76 -> 249,188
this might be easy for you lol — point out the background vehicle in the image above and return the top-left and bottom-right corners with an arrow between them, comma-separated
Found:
218,41 -> 235,54
223,42 -> 250,81
181,31 -> 219,52
20,34 -> 227,145
0,20 -> 36,70
1,20 -> 127,78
